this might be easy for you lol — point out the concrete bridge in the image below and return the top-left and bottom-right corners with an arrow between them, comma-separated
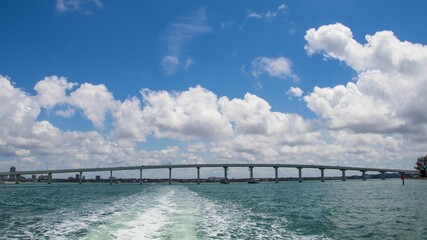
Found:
0,163 -> 418,185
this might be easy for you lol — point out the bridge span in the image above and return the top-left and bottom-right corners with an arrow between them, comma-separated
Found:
0,163 -> 418,184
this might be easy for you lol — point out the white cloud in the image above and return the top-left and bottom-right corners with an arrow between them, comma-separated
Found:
69,83 -> 118,128
0,76 -> 39,127
55,107 -> 76,118
141,86 -> 234,140
161,55 -> 180,75
212,93 -> 320,164
304,23 -> 427,136
34,76 -> 76,108
185,57 -> 194,69
251,56 -> 298,80
55,0 -> 102,13
247,11 -> 262,19
111,97 -> 150,146
161,8 -> 211,75
265,11 -> 277,18
246,4 -> 285,20
287,87 -> 304,98
1,73 -> 426,173
219,93 -> 316,141
187,142 -> 206,153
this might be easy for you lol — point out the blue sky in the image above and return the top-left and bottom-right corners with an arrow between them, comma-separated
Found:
1,0 -> 427,177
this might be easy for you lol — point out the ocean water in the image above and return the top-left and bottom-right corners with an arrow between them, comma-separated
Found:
0,179 -> 426,240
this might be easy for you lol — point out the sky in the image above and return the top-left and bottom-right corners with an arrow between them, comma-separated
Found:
1,0 -> 427,178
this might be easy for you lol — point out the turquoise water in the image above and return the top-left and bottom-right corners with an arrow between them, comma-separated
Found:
1,179 -> 426,239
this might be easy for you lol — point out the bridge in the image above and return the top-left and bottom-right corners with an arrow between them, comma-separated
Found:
0,163 -> 418,185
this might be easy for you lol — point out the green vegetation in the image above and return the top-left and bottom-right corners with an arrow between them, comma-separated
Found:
415,155 -> 427,177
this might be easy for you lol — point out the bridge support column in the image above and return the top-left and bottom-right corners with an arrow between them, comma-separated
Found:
110,170 -> 113,185
222,166 -> 229,183
274,166 -> 279,183
320,168 -> 325,182
15,174 -> 20,184
79,171 -> 83,184
248,166 -> 254,183
168,167 -> 172,185
380,171 -> 386,180
196,167 -> 200,184
297,167 -> 302,183
361,170 -> 367,181
140,168 -> 143,185
48,173 -> 52,184
341,169 -> 346,181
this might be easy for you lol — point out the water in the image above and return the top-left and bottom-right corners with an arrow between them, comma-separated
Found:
1,179 -> 426,239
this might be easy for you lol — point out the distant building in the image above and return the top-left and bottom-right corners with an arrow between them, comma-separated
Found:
75,174 -> 80,181
9,166 -> 16,180
95,175 -> 101,181
32,175 -> 37,182
38,175 -> 49,181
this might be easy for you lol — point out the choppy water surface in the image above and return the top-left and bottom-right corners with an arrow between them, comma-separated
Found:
1,179 -> 426,239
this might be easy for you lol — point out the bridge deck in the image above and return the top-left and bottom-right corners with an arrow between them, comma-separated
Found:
0,163 -> 418,176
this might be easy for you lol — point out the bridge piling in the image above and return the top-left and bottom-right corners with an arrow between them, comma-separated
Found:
110,170 -> 113,185
341,169 -> 346,181
380,171 -> 386,180
79,171 -> 83,184
320,168 -> 325,182
361,170 -> 367,181
15,174 -> 20,184
140,168 -> 143,185
274,166 -> 279,183
48,173 -> 52,184
196,167 -> 200,184
168,167 -> 172,185
297,167 -> 302,183
248,166 -> 254,183
222,166 -> 229,184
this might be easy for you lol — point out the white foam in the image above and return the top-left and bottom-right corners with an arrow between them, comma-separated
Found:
18,185 -> 333,240
111,188 -> 177,239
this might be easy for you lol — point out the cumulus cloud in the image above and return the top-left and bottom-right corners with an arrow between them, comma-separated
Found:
34,76 -> 76,108
0,75 -> 193,171
251,56 -> 298,80
1,72 -> 425,173
219,93 -> 316,141
304,23 -> 427,136
187,142 -> 206,153
69,83 -> 118,128
141,86 -> 234,140
111,97 -> 150,146
0,76 -> 39,127
287,87 -> 303,98
212,93 -> 320,162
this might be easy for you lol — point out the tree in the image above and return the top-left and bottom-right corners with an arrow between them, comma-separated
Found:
415,155 -> 427,177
